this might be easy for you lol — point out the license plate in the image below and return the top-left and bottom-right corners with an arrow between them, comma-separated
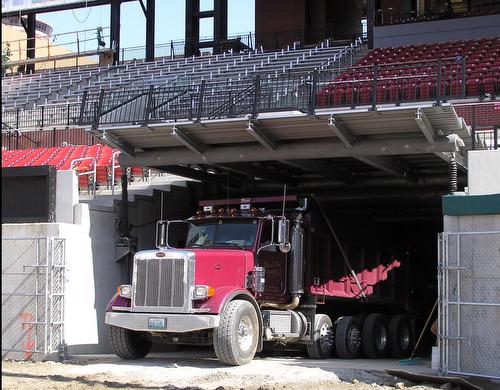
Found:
148,318 -> 166,329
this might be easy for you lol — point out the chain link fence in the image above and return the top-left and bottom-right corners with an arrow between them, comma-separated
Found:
438,231 -> 500,379
1,237 -> 65,360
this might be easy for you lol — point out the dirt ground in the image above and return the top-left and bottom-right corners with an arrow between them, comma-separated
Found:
1,348 -> 446,390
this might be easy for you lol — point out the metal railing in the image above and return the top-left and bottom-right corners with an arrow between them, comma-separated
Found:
111,150 -> 121,195
120,33 -> 255,63
438,231 -> 500,379
2,103 -> 82,129
1,237 -> 65,360
472,126 -> 499,150
4,45 -> 499,132
118,25 -> 357,63
1,127 -> 95,150
70,157 -> 96,197
375,1 -> 500,26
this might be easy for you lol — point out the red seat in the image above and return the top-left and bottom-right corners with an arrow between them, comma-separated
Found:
450,80 -> 464,97
96,166 -> 109,185
388,83 -> 400,102
358,85 -> 372,104
481,77 -> 495,95
402,82 -> 417,101
466,78 -> 480,96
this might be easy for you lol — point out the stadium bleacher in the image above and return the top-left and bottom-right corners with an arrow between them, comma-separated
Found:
2,41 -> 355,110
316,37 -> 500,107
2,36 -> 497,193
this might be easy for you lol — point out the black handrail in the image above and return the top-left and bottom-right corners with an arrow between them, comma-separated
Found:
4,53 -> 497,131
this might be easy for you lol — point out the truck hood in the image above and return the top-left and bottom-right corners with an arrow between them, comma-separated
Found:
190,249 -> 255,289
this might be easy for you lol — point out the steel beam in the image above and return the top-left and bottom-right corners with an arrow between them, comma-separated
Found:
329,115 -> 356,147
247,121 -> 277,151
145,0 -> 155,62
435,152 -> 468,171
26,14 -> 36,74
185,0 -> 199,57
158,165 -> 230,184
279,159 -> 356,185
415,108 -> 436,143
237,175 -> 466,193
171,125 -> 208,155
213,0 -> 228,54
356,156 -> 416,181
91,128 -> 135,156
216,162 -> 295,184
110,0 -> 121,64
120,136 -> 459,167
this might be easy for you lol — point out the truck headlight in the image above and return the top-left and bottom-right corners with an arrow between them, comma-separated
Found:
117,284 -> 132,298
192,285 -> 215,300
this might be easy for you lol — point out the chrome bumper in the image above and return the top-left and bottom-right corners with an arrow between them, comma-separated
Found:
105,312 -> 220,333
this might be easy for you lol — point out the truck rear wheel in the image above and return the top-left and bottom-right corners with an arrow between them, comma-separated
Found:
307,314 -> 334,359
108,325 -> 152,359
362,313 -> 389,358
335,316 -> 361,359
388,315 -> 413,358
213,300 -> 259,366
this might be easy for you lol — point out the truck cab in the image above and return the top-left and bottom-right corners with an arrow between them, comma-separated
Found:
106,198 -> 303,365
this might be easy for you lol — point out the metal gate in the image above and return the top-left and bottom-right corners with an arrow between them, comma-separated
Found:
1,237 -> 65,360
438,231 -> 500,379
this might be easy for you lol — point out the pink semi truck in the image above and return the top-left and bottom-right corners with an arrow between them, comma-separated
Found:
105,195 -> 413,365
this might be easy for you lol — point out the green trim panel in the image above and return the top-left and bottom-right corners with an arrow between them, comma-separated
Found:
443,194 -> 500,216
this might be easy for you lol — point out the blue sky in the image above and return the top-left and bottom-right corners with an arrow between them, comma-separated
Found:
37,0 -> 255,51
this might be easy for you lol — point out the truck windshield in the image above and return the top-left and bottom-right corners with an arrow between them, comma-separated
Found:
185,219 -> 258,249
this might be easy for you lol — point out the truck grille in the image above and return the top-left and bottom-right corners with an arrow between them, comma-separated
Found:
133,255 -> 189,311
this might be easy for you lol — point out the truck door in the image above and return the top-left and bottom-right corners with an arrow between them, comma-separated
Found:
256,219 -> 287,298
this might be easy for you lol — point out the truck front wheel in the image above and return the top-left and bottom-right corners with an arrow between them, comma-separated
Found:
213,300 -> 259,366
307,314 -> 334,359
108,325 -> 152,359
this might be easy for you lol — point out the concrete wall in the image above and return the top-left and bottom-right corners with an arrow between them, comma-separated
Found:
55,170 -> 78,224
3,179 -> 198,357
467,150 -> 500,196
1,201 -> 122,355
444,214 -> 500,233
374,14 -> 500,48
2,221 -> 99,354
83,203 -> 123,354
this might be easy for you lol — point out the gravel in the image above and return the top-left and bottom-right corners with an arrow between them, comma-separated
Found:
1,350 -> 442,390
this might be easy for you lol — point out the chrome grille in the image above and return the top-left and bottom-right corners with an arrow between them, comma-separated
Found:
133,254 -> 189,311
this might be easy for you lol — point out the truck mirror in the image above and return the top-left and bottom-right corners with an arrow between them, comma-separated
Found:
156,220 -> 168,248
156,220 -> 188,249
277,218 -> 291,253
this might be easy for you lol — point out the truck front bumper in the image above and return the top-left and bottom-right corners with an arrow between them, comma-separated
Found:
105,312 -> 220,333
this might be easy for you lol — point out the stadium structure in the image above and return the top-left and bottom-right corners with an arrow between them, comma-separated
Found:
1,0 -> 500,380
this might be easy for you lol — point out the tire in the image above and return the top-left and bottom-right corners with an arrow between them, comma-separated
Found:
356,313 -> 368,329
108,325 -> 152,359
335,316 -> 362,359
388,315 -> 413,358
213,300 -> 259,366
362,313 -> 389,358
307,314 -> 334,359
